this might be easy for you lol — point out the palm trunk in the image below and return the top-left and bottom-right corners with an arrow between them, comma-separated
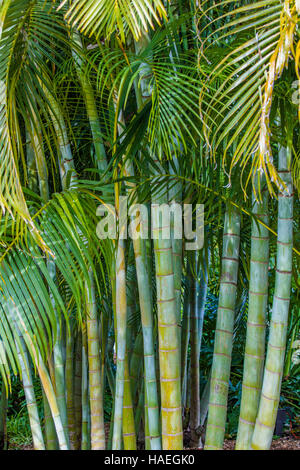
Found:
205,207 -> 241,450
124,153 -> 161,448
74,333 -> 82,450
66,330 -> 76,449
130,329 -> 144,403
236,179 -> 269,449
44,88 -> 76,189
129,219 -> 161,448
71,31 -> 107,172
189,250 -> 208,448
134,378 -> 144,443
189,252 -> 201,447
42,388 -> 58,450
86,269 -> 105,449
26,128 -> 38,194
181,273 -> 190,395
197,249 -> 209,351
251,145 -> 293,450
112,238 -> 127,450
0,381 -> 7,450
49,261 -> 69,447
122,352 -> 137,449
134,32 -> 182,449
152,176 -> 183,450
38,360 -> 69,450
81,324 -> 90,450
200,368 -> 211,429
169,159 -> 183,327
15,337 -> 45,450
23,337 -> 69,450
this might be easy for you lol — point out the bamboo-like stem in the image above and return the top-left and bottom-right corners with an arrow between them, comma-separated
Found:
0,381 -> 7,450
120,288 -> 137,449
66,330 -> 76,449
188,253 -> 200,447
144,385 -> 151,450
181,274 -> 190,396
197,249 -> 209,351
48,260 -> 69,447
134,378 -> 144,441
152,173 -> 183,450
236,179 -> 269,449
251,145 -> 293,450
38,358 -> 69,450
107,351 -> 116,451
44,88 -> 76,190
200,368 -> 211,429
169,159 -> 182,327
10,306 -> 45,450
74,333 -> 82,450
15,336 -> 45,450
205,207 -> 241,450
134,32 -> 176,449
42,388 -> 58,450
81,324 -> 90,450
129,330 -> 144,403
18,329 -> 68,450
189,250 -> 209,446
27,113 -> 49,203
71,31 -> 107,172
86,269 -> 105,450
129,221 -> 161,448
123,149 -> 161,447
112,238 -> 127,450
26,128 -> 38,194
106,359 -> 115,398
122,351 -> 137,450
126,283 -> 135,365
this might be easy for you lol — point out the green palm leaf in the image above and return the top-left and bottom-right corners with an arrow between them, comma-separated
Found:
198,0 -> 298,195
59,0 -> 167,42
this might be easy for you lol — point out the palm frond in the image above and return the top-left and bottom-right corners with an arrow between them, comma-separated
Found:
0,0 -> 51,252
198,0 -> 298,196
59,0 -> 168,43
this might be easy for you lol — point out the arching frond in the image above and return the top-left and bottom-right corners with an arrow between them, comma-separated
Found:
59,0 -> 168,43
198,0 -> 299,196
0,0 -> 51,252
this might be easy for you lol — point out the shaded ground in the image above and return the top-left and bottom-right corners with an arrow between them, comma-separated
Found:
7,425 -> 300,450
183,428 -> 300,450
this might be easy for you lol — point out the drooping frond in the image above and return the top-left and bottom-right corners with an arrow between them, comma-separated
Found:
0,188 -> 106,386
198,0 -> 299,196
0,0 -> 51,252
